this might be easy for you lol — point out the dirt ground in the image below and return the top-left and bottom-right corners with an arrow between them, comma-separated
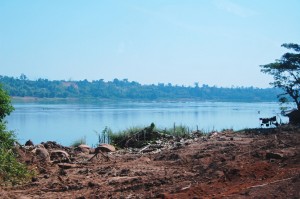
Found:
1,125 -> 299,199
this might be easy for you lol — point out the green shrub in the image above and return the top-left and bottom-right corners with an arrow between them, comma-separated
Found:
0,127 -> 33,185
109,126 -> 145,147
0,85 -> 33,185
108,123 -> 193,148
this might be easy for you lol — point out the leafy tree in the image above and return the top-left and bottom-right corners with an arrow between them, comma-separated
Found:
19,74 -> 27,81
260,43 -> 300,110
0,85 -> 14,122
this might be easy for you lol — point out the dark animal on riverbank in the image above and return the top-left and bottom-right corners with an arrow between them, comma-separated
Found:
285,110 -> 300,125
260,116 -> 278,127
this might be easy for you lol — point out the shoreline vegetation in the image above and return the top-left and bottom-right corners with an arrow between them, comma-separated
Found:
65,123 -> 276,149
86,123 -> 200,149
1,75 -> 281,102
10,96 -> 280,102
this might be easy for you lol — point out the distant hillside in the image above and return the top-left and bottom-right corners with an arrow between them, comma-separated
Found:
0,75 -> 281,101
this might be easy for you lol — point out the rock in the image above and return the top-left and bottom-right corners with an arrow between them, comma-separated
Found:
96,144 -> 116,152
76,144 -> 91,153
50,150 -> 70,162
35,147 -> 50,162
78,144 -> 90,149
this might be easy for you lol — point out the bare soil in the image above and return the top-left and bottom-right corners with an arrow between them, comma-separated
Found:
1,126 -> 299,199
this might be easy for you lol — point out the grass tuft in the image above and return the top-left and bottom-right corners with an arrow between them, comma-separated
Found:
70,136 -> 86,147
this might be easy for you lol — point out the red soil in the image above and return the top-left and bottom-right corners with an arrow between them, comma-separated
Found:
1,126 -> 299,198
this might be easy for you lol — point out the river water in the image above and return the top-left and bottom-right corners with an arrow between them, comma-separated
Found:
6,100 -> 288,146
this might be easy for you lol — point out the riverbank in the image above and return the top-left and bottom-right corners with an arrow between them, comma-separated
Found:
1,125 -> 299,198
11,96 -> 279,103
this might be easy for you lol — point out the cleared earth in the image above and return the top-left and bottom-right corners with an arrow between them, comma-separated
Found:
1,125 -> 299,198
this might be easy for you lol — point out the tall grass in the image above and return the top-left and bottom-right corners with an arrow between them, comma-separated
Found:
109,126 -> 146,147
162,124 -> 191,137
107,123 -> 196,148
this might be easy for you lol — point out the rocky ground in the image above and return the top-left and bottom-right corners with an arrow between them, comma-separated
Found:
1,125 -> 299,199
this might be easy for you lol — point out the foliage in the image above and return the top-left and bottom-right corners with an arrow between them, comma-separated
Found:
0,85 -> 32,185
260,43 -> 300,110
0,130 -> 33,185
99,127 -> 112,144
108,123 -> 193,148
0,75 -> 281,102
109,126 -> 146,148
163,124 -> 191,137
0,85 -> 14,122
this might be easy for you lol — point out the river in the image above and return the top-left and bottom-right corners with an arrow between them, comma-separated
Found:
6,100 -> 287,146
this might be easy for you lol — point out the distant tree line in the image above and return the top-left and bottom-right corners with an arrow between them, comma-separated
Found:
0,75 -> 281,101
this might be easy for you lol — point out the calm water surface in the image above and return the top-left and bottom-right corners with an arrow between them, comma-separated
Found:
6,101 -> 287,146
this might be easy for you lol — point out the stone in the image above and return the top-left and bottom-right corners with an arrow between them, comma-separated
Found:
78,144 -> 90,149
35,147 -> 50,162
50,150 -> 70,162
97,143 -> 116,152
76,144 -> 91,153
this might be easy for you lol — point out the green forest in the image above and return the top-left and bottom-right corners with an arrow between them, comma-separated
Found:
0,75 -> 281,101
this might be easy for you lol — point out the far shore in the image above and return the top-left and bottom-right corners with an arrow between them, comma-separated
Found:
11,96 -> 278,103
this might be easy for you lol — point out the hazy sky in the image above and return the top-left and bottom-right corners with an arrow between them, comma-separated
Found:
1,0 -> 299,88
